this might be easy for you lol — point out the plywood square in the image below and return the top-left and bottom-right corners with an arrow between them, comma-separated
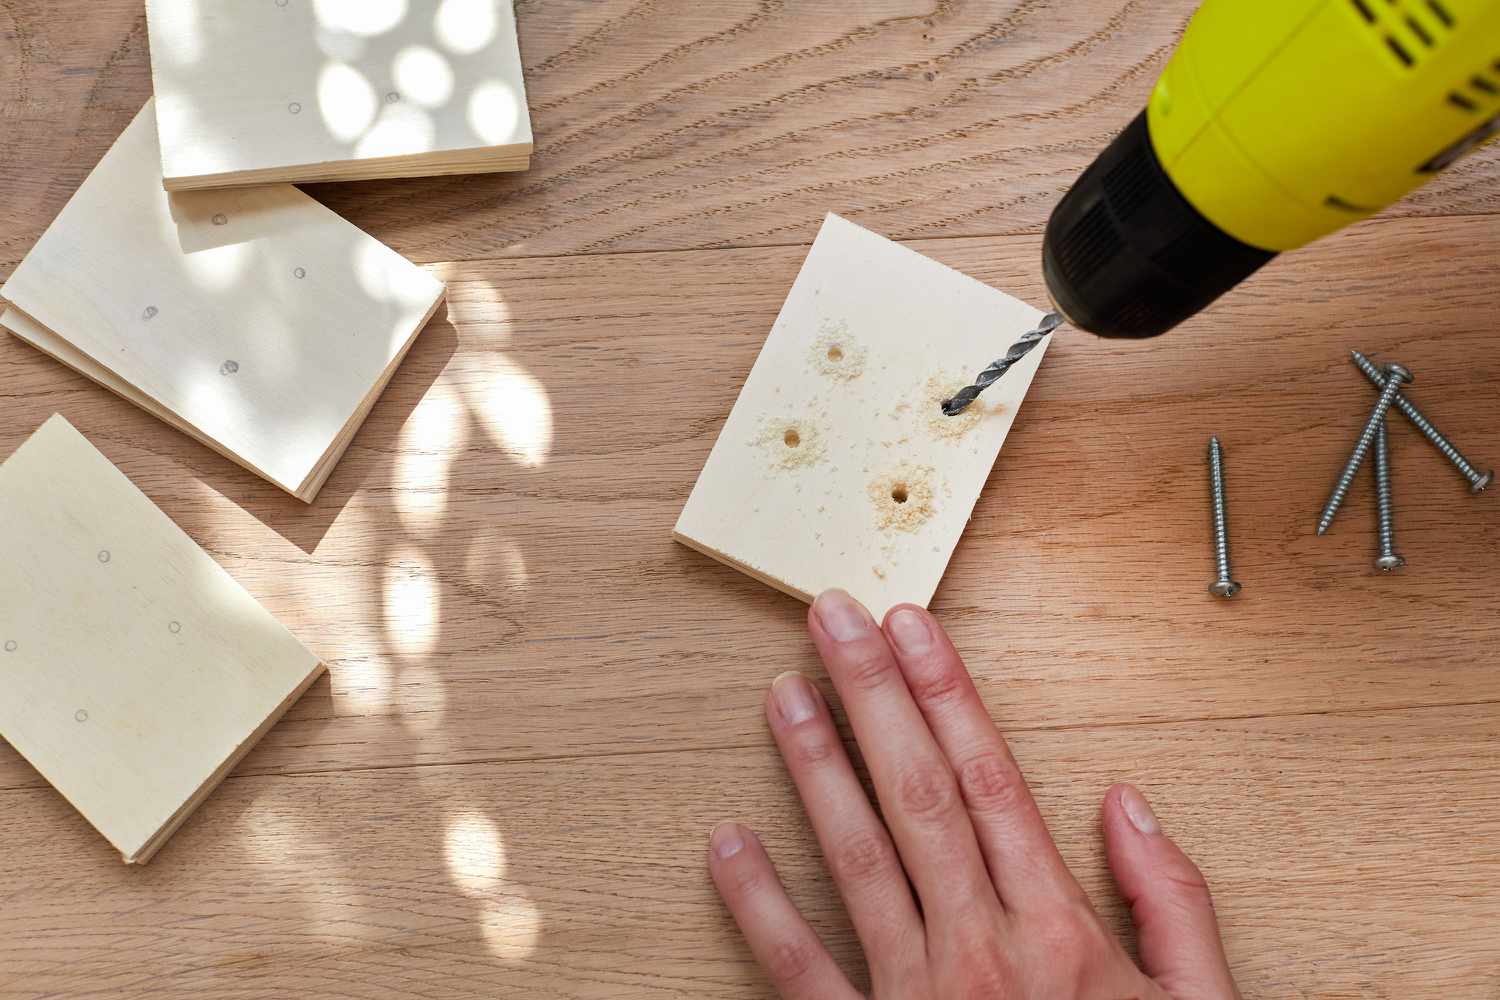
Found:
0,102 -> 446,502
0,416 -> 326,864
674,214 -> 1052,619
146,0 -> 533,189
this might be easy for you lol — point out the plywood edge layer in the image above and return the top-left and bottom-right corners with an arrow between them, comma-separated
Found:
161,147 -> 534,192
671,529 -> 815,606
0,307 -> 306,500
126,661 -> 328,865
294,287 -> 449,501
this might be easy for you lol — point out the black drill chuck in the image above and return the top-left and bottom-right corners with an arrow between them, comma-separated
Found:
1042,112 -> 1275,338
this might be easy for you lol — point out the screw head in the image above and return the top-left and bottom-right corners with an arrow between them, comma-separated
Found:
1472,469 -> 1494,494
1209,580 -> 1242,599
1384,363 -> 1414,385
1375,554 -> 1406,573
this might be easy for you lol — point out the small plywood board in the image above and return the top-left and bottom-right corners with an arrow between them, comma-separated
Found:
0,415 -> 326,864
674,214 -> 1053,619
0,102 -> 447,502
145,0 -> 533,190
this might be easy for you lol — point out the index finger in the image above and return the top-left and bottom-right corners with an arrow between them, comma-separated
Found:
807,589 -> 1001,932
881,603 -> 1084,911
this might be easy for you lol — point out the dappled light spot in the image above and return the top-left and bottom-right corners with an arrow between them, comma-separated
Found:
318,61 -> 379,142
435,0 -> 498,55
394,45 -> 456,108
471,362 -> 553,468
334,655 -> 393,717
467,80 -> 521,145
382,547 -> 440,660
356,102 -> 437,159
313,0 -> 408,37
395,380 -> 464,534
478,895 -> 543,962
464,534 -> 530,598
444,811 -> 506,895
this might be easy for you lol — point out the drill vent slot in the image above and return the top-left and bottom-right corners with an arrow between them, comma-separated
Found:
1348,0 -> 1455,68
1450,91 -> 1479,111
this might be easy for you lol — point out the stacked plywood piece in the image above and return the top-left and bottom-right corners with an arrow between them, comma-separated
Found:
0,1 -> 533,861
146,0 -> 533,189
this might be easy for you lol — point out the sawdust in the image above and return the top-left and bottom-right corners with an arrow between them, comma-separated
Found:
923,374 -> 999,439
869,465 -> 936,532
756,417 -> 827,469
811,320 -> 867,380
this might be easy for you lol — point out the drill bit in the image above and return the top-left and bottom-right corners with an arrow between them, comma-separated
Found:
942,312 -> 1064,416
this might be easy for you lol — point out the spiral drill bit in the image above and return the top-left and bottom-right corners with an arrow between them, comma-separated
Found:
942,312 -> 1064,416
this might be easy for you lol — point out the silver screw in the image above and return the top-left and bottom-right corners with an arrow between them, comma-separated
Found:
1208,436 -> 1241,599
1318,363 -> 1412,535
1351,351 -> 1492,494
1373,420 -> 1405,572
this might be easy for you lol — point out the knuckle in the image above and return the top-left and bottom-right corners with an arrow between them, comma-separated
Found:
956,750 -> 1031,815
788,733 -> 837,768
764,938 -> 819,986
947,929 -> 1015,999
897,761 -> 961,820
724,861 -> 767,898
829,829 -> 895,884
841,645 -> 896,691
1031,903 -> 1105,954
907,667 -> 965,708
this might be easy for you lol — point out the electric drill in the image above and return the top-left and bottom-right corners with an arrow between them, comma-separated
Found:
1042,0 -> 1500,338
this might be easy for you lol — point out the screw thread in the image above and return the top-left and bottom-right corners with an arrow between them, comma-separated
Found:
1350,351 -> 1486,488
1375,420 -> 1397,560
1209,437 -> 1233,583
1319,367 -> 1407,534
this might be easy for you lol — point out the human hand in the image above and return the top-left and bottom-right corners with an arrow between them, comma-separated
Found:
709,589 -> 1240,999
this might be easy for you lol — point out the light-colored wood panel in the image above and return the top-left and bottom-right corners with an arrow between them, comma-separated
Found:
2,704 -> 1497,997
0,213 -> 1493,795
146,0 -> 532,190
3,1 -> 1497,272
675,213 -> 1052,617
0,416 -> 325,864
0,103 -> 447,501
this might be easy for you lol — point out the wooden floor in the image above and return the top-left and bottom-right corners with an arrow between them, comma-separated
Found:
3,3 -> 1499,997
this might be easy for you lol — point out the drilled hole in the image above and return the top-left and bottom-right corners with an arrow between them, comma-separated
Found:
783,429 -> 801,448
891,484 -> 910,504
826,345 -> 844,362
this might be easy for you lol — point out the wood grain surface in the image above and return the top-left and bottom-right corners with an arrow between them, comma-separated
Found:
2,2 -> 1499,998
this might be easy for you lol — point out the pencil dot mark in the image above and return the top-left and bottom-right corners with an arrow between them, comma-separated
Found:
276,0 -> 288,6
169,621 -> 182,635
293,267 -> 307,279
97,549 -> 111,564
3,640 -> 16,653
288,101 -> 303,115
75,710 -> 89,723
220,360 -> 240,376
141,305 -> 158,321
212,213 -> 228,226
386,91 -> 402,104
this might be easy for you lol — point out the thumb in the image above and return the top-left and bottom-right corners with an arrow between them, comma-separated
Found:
1102,784 -> 1241,1000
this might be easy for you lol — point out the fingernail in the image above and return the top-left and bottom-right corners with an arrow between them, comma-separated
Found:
886,607 -> 932,655
814,589 -> 874,641
771,672 -> 818,725
1122,785 -> 1160,835
710,822 -> 747,860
